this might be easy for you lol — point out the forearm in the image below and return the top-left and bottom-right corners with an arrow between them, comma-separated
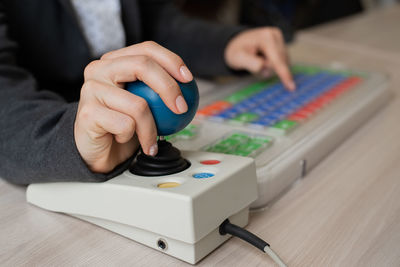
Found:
0,80 -> 133,185
0,6 -> 132,184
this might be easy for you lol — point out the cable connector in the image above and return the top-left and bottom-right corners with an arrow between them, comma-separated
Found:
219,219 -> 287,267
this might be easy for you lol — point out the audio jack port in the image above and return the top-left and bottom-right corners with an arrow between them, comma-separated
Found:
157,239 -> 168,251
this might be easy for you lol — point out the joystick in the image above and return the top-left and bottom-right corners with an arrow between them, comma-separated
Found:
126,80 -> 199,136
129,139 -> 190,176
126,80 -> 199,176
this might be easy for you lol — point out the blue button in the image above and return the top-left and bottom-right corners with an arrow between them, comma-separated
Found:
253,108 -> 268,116
193,172 -> 215,179
252,119 -> 274,126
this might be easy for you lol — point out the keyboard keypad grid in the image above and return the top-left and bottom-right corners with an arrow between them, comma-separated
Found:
172,66 -> 363,157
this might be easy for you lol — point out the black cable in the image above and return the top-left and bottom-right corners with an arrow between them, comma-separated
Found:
219,219 -> 269,251
219,219 -> 287,267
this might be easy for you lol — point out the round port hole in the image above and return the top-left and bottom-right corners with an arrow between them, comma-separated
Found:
157,239 -> 168,250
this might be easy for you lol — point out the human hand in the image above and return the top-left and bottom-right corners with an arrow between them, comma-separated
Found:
224,27 -> 295,91
74,41 -> 193,173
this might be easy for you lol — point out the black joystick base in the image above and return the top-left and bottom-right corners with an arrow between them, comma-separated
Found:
129,139 -> 191,176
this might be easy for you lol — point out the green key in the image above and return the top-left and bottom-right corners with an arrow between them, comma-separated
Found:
172,124 -> 199,140
224,94 -> 246,104
232,113 -> 259,123
237,143 -> 262,152
204,131 -> 274,157
229,133 -> 250,142
224,80 -> 274,104
239,81 -> 268,95
272,120 -> 298,134
250,136 -> 273,145
292,65 -> 321,75
218,138 -> 241,147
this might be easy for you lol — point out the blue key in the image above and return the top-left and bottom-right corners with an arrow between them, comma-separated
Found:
213,112 -> 235,119
252,119 -> 274,127
193,172 -> 214,179
261,114 -> 281,121
250,120 -> 267,127
233,104 -> 249,112
229,106 -> 244,113
253,107 -> 268,116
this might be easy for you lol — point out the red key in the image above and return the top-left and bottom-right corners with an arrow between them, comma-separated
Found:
197,101 -> 232,116
288,113 -> 308,122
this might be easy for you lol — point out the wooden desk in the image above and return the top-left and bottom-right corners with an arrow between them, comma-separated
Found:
2,5 -> 400,266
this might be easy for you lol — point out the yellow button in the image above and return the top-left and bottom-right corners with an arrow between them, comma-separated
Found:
157,182 -> 180,188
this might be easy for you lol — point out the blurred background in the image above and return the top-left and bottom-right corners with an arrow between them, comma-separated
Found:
175,0 -> 399,42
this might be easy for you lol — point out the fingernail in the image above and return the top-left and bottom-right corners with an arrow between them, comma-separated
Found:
149,143 -> 158,156
180,65 -> 193,82
288,81 -> 296,91
175,95 -> 188,113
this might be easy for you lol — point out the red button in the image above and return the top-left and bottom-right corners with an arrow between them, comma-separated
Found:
200,160 -> 221,165
288,113 -> 307,122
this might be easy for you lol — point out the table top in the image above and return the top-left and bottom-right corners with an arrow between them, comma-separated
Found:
2,4 -> 400,266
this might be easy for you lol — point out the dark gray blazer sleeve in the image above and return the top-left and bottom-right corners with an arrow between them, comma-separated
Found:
139,0 -> 247,77
0,6 -> 131,185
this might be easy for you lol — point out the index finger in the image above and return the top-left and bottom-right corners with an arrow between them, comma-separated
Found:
261,37 -> 295,91
86,56 -> 188,114
101,41 -> 193,83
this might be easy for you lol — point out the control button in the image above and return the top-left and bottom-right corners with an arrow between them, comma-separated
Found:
193,172 -> 214,179
204,132 -> 273,157
231,112 -> 259,123
200,160 -> 221,165
271,119 -> 298,135
157,182 -> 180,188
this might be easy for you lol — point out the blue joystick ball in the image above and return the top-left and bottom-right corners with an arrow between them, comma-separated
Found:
126,80 -> 199,136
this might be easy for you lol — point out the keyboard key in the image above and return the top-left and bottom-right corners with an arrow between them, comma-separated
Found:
271,120 -> 298,134
250,136 -> 274,145
231,112 -> 259,123
197,100 -> 232,116
203,132 -> 273,157
287,113 -> 308,122
230,133 -> 251,142
235,143 -> 262,156
218,138 -> 241,147
165,124 -> 200,141
206,144 -> 231,153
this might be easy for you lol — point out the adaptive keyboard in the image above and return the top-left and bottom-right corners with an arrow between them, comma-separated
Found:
199,66 -> 362,131
167,64 -> 390,207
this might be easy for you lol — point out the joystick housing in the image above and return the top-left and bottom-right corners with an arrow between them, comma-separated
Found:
26,79 -> 259,264
27,152 -> 258,264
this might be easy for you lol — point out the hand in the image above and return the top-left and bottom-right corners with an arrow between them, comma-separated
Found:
224,27 -> 295,91
74,41 -> 194,173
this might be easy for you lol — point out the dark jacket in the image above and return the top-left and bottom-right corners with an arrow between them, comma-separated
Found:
0,0 -> 245,184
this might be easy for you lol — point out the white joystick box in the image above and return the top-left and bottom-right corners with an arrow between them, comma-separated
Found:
27,151 -> 258,264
